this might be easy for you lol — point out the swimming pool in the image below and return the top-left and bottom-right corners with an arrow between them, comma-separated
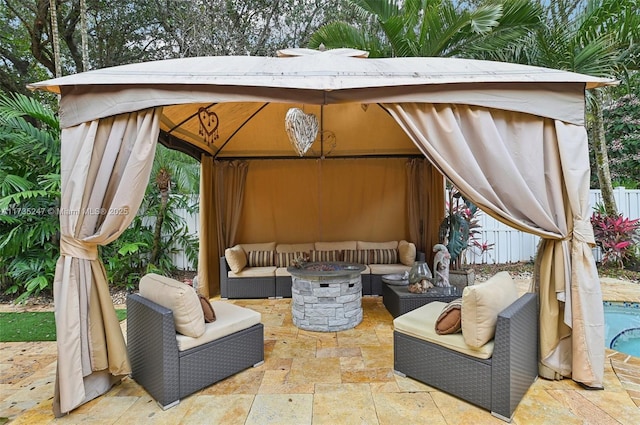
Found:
604,302 -> 640,357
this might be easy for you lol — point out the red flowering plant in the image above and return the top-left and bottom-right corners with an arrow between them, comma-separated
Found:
590,205 -> 640,269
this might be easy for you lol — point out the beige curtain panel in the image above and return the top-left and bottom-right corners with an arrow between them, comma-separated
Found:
384,103 -> 604,389
52,107 -> 162,416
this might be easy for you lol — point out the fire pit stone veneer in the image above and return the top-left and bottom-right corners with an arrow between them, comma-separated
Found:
288,262 -> 366,332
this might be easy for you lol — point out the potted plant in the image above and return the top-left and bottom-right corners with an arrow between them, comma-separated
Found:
438,186 -> 481,288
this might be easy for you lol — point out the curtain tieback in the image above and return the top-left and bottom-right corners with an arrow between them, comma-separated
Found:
572,218 -> 596,245
60,235 -> 98,260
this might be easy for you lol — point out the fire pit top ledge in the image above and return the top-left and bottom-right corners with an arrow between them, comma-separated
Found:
287,262 -> 366,277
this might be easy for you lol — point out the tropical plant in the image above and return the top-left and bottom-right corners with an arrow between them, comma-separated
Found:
308,0 -> 543,58
591,206 -> 640,268
600,90 -> 640,189
0,93 -> 60,302
439,187 -> 481,269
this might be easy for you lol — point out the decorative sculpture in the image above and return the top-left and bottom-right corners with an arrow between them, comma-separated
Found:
285,108 -> 319,156
433,244 -> 451,287
198,107 -> 219,146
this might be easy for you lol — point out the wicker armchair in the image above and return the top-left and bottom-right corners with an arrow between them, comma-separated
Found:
393,292 -> 538,422
127,293 -> 264,409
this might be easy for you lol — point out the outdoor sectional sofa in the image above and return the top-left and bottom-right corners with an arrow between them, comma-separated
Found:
393,272 -> 538,422
220,240 -> 425,299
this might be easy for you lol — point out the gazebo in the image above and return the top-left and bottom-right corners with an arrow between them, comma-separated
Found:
29,48 -> 615,416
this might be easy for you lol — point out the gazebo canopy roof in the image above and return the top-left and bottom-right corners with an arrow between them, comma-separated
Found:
29,49 -> 616,159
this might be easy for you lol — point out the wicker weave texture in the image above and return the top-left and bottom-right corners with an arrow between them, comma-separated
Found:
393,292 -> 538,421
491,293 -> 538,419
394,331 -> 493,410
276,276 -> 292,298
127,294 -> 264,408
383,284 -> 461,318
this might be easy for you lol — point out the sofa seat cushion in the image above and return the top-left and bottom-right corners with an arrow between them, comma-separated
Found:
393,301 -> 494,359
228,266 -> 276,278
176,301 -> 262,351
276,243 -> 314,253
139,273 -> 205,338
368,264 -> 411,275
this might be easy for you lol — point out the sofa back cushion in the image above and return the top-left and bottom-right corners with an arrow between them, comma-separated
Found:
398,240 -> 417,266
315,241 -> 356,251
225,245 -> 247,273
461,271 -> 519,348
240,242 -> 276,253
276,243 -> 315,253
357,240 -> 399,250
139,273 -> 205,338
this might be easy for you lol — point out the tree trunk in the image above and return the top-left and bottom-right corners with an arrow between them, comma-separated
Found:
150,168 -> 171,266
150,191 -> 168,266
80,0 -> 89,71
591,89 -> 618,217
49,0 -> 62,78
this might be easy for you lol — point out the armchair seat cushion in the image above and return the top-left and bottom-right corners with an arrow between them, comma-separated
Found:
394,301 -> 494,359
176,301 -> 262,351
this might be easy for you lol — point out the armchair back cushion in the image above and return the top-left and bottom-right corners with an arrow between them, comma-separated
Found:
461,271 -> 519,348
139,273 -> 205,338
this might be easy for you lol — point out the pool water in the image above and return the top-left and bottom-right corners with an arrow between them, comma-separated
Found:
604,302 -> 640,357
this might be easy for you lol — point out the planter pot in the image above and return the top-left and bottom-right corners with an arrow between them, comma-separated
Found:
449,268 -> 475,291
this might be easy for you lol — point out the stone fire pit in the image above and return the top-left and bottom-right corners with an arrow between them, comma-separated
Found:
287,262 -> 366,332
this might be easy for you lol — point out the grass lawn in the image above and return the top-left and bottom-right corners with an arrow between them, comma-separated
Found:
0,309 -> 127,342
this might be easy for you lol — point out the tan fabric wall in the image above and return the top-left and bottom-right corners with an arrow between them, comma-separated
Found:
234,158 -> 412,244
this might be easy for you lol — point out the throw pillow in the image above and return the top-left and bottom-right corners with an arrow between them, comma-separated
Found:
434,298 -> 462,335
198,294 -> 216,323
342,249 -> 369,264
247,250 -> 275,267
368,248 -> 399,264
276,251 -> 309,267
461,271 -> 519,348
225,245 -> 247,273
139,273 -> 205,338
310,250 -> 342,262
398,240 -> 417,266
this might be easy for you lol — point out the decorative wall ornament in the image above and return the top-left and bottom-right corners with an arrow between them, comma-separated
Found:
285,108 -> 319,157
198,107 -> 219,145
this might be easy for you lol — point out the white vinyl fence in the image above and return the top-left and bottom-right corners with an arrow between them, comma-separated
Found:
171,188 -> 640,270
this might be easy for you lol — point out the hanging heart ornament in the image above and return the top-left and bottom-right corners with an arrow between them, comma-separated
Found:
285,108 -> 318,157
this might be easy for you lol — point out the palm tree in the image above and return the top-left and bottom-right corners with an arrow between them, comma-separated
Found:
308,0 -> 542,58
483,0 -> 640,216
148,145 -> 200,267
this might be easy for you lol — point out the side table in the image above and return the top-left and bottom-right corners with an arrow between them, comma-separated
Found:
382,284 -> 462,318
